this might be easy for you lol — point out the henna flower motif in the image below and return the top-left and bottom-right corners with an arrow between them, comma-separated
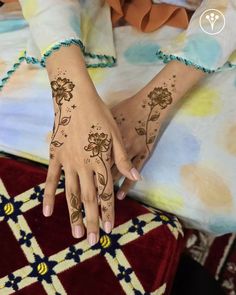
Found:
148,87 -> 172,109
51,77 -> 75,105
84,132 -> 111,157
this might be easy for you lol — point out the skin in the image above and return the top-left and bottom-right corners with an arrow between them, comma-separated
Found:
43,45 -> 141,246
111,60 -> 206,199
42,46 -> 205,246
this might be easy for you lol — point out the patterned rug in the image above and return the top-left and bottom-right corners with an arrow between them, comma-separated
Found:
0,155 -> 184,295
186,231 -> 236,294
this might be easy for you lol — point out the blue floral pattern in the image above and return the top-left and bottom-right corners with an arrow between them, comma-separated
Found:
30,186 -> 44,202
5,274 -> 21,291
92,229 -> 122,258
128,218 -> 146,236
65,246 -> 83,263
117,264 -> 133,283
0,194 -> 23,222
29,254 -> 57,284
19,230 -> 33,247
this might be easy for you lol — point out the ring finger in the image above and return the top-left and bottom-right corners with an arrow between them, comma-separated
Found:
96,164 -> 115,234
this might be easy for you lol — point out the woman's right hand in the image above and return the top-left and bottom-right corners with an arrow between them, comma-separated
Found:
42,46 -> 141,246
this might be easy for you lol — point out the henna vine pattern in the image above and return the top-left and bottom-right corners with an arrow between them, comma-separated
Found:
113,113 -> 125,125
70,193 -> 82,223
84,126 -> 112,202
135,77 -> 175,153
49,73 -> 76,159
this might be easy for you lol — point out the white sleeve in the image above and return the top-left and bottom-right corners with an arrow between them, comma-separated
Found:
19,0 -> 116,68
157,0 -> 236,72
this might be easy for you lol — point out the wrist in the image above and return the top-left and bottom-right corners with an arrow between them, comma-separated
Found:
133,60 -> 205,111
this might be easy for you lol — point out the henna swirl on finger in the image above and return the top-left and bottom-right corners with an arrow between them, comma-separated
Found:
70,193 -> 82,223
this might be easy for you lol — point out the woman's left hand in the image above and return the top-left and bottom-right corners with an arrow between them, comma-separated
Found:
110,60 -> 205,200
110,89 -> 170,200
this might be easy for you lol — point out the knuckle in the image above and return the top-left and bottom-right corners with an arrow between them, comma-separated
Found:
43,193 -> 53,204
43,192 -> 52,199
45,174 -> 57,185
116,154 -> 129,166
82,193 -> 97,203
71,217 -> 83,226
86,216 -> 99,229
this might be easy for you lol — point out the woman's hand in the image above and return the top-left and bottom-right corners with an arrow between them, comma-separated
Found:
42,45 -> 141,246
111,61 -> 205,199
111,90 -> 168,199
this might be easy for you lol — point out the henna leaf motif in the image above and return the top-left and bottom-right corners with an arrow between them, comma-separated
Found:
147,136 -> 156,144
149,114 -> 160,121
98,173 -> 106,186
51,141 -> 63,147
60,116 -> 71,126
71,211 -> 80,223
135,128 -> 146,136
100,193 -> 112,201
71,193 -> 79,209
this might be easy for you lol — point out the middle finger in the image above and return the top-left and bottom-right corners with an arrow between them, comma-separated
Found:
79,171 -> 100,246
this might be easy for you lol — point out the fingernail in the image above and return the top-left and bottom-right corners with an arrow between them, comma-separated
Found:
130,168 -> 141,181
43,205 -> 51,217
88,233 -> 97,246
73,225 -> 83,239
104,221 -> 112,234
117,191 -> 125,200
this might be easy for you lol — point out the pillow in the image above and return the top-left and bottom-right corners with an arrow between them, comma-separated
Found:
0,155 -> 184,295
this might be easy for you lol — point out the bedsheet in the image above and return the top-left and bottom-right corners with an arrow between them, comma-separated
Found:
1,21 -> 236,235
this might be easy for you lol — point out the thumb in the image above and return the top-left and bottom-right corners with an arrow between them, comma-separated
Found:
112,134 -> 141,181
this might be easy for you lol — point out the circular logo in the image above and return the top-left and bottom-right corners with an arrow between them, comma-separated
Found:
199,9 -> 225,35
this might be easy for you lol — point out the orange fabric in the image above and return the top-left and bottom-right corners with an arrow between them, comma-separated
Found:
106,0 -> 189,32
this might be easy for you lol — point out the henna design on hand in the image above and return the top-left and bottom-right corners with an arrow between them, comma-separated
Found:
49,72 -> 76,159
135,76 -> 175,153
84,126 -> 112,201
113,113 -> 125,125
101,205 -> 108,214
70,193 -> 82,223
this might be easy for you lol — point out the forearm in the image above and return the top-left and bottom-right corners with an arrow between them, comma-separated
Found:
156,60 -> 206,100
46,45 -> 97,100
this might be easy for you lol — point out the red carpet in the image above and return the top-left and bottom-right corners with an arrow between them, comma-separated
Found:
0,155 -> 184,294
